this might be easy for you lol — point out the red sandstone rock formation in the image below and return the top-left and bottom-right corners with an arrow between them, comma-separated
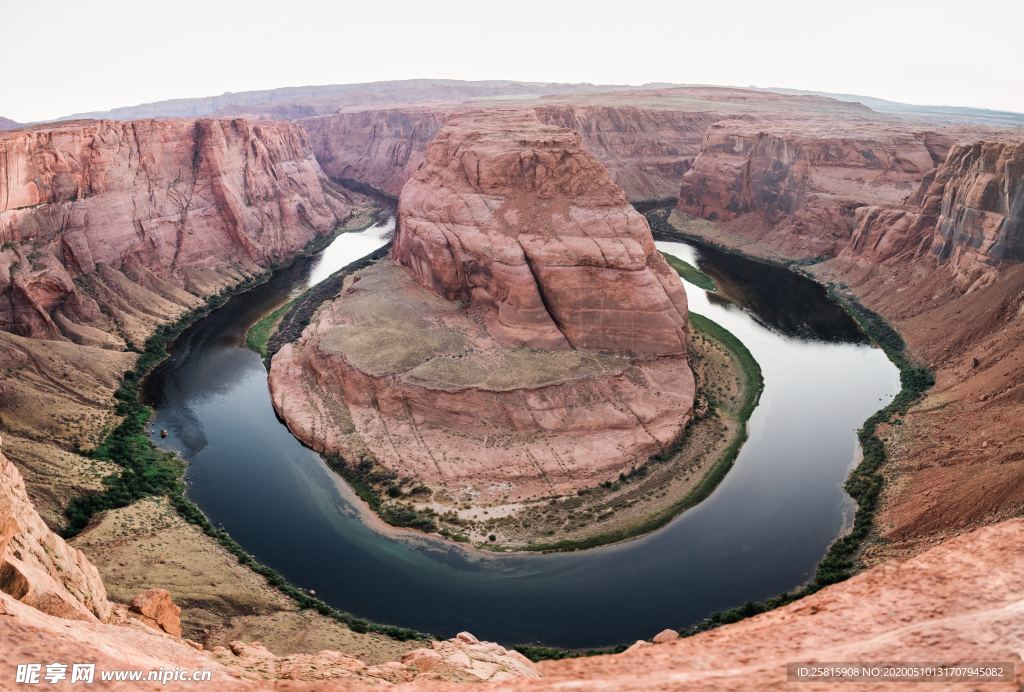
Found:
527,519 -> 1024,691
848,139 -> 1023,288
271,111 -> 694,503
130,588 -> 182,637
301,108 -> 448,197
677,119 -> 953,257
0,118 -> 356,344
0,435 -> 112,622
395,111 -> 689,355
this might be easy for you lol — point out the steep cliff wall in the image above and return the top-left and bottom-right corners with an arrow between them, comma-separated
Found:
532,105 -> 718,200
271,111 -> 694,507
393,110 -> 690,355
0,436 -> 112,622
303,105 -> 718,202
676,119 -> 952,257
300,109 -> 447,197
849,139 -> 1023,287
0,118 -> 356,344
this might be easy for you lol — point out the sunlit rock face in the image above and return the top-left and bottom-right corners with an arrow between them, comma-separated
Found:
0,118 -> 355,343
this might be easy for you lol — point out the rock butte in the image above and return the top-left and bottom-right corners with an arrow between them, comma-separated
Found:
271,110 -> 695,503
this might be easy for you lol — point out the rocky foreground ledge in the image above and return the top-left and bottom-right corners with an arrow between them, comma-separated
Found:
270,110 -> 695,514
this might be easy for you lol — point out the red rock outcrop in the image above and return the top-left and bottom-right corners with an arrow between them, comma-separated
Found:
676,119 -> 952,257
271,111 -> 694,504
0,435 -> 112,622
0,118 -> 357,344
848,139 -> 1023,288
395,111 -> 689,355
130,588 -> 182,637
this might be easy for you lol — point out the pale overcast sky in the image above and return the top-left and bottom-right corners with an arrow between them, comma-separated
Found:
3,0 -> 1021,122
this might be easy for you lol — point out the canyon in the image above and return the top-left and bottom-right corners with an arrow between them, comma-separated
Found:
296,86 -> 881,202
669,129 -> 1024,562
269,110 -> 696,520
0,116 -> 410,657
0,118 -> 355,343
0,78 -> 1022,688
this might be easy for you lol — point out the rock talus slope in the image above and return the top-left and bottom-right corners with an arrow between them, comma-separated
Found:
271,111 -> 694,504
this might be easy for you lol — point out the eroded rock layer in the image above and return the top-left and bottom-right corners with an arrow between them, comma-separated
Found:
0,118 -> 355,344
848,139 -> 1024,288
271,111 -> 694,503
676,119 -> 953,257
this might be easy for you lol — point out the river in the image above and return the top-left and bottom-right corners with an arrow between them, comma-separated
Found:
143,217 -> 900,648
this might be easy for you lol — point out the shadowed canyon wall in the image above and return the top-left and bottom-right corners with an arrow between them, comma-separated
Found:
675,119 -> 953,257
